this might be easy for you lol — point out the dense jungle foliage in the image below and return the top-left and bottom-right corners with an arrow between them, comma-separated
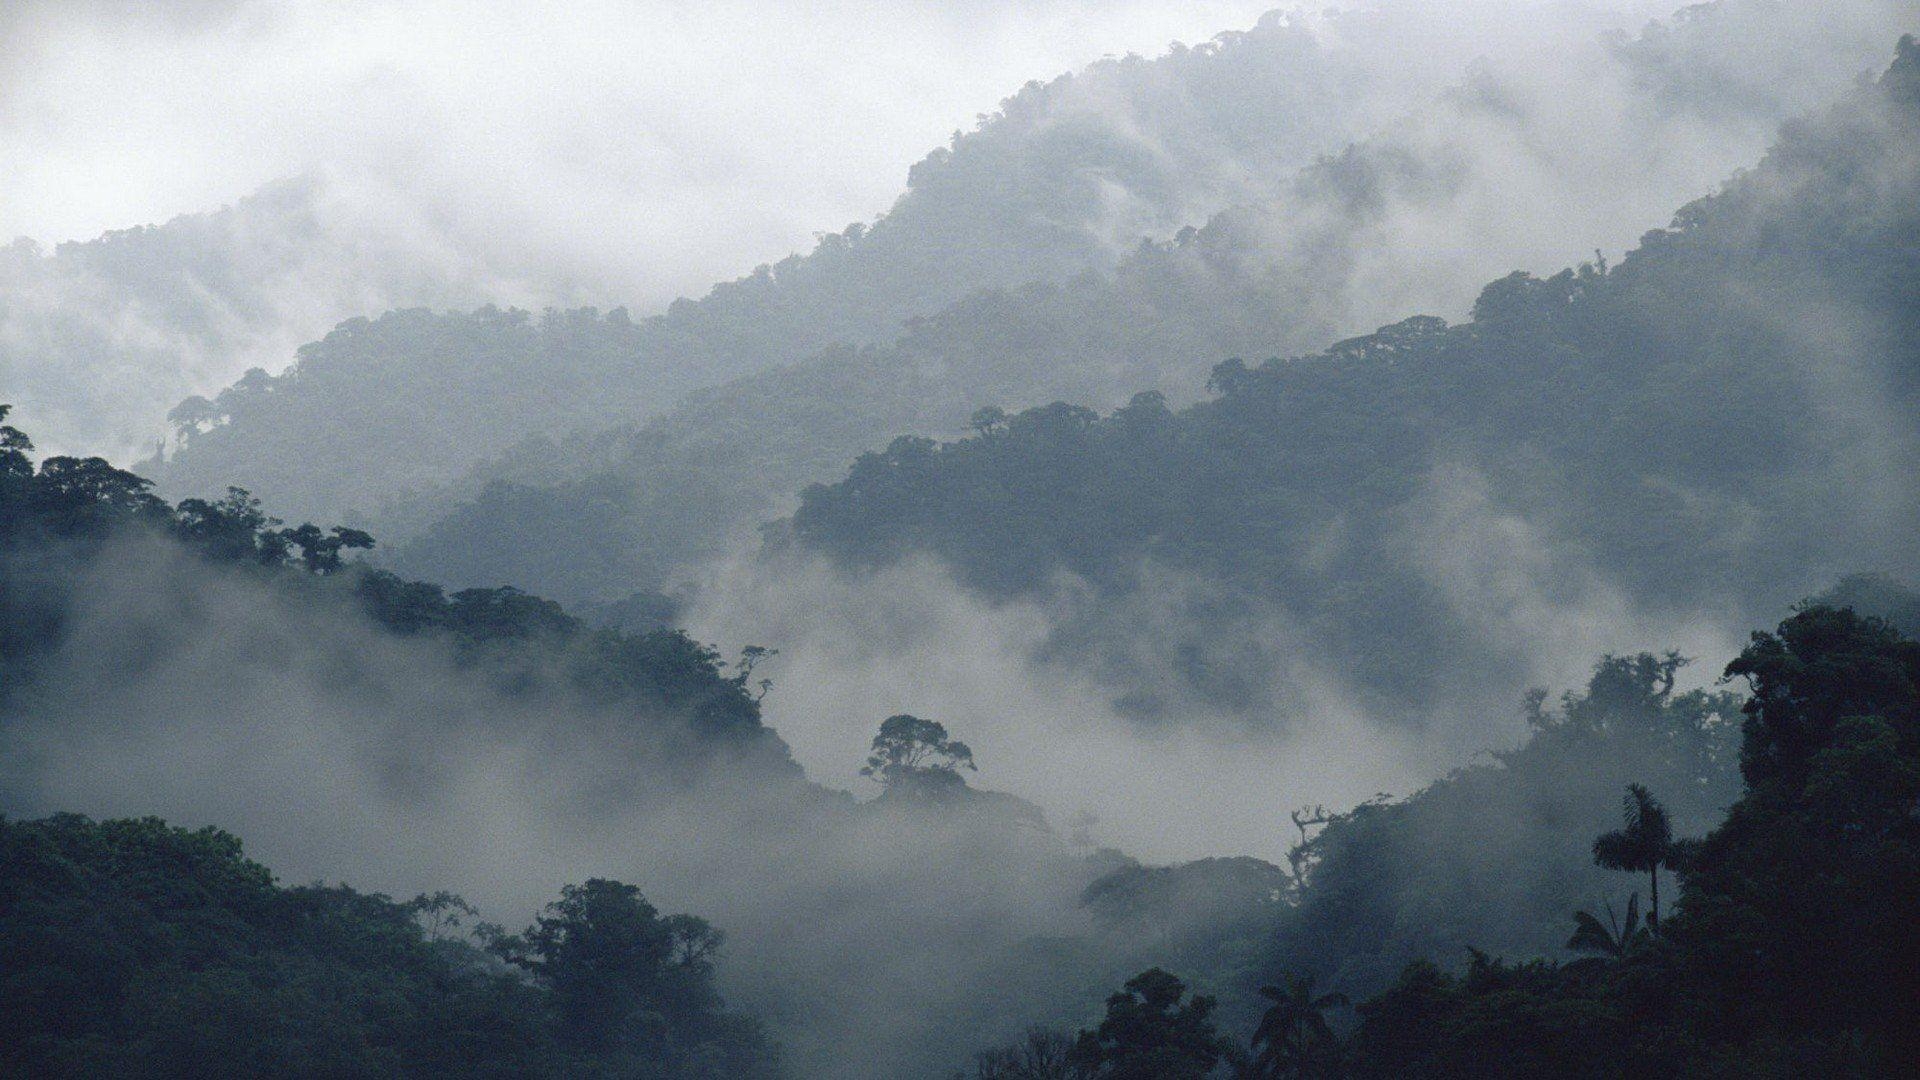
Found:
7,14 -> 1918,1080
960,601 -> 1920,1078
0,813 -> 779,1078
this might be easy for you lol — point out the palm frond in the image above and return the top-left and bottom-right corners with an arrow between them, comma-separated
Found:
1567,909 -> 1618,954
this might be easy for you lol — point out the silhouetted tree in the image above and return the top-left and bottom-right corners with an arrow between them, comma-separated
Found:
275,522 -> 375,574
970,1027 -> 1091,1079
1592,784 -> 1672,926
174,487 -> 283,564
489,878 -> 727,1052
861,713 -> 976,797
404,891 -> 478,943
1249,973 -> 1348,1079
1071,968 -> 1234,1080
970,405 -> 1009,436
0,405 -> 31,479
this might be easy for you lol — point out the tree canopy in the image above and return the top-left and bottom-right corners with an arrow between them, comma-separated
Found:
0,813 -> 777,1078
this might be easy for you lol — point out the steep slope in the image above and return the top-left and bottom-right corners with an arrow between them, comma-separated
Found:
775,35 -> 1920,724
0,405 -> 1234,1079
143,1 -> 1906,530
139,10 -> 1437,523
387,1 -> 1914,604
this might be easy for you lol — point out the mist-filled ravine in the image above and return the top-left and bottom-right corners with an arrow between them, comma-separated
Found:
4,3 -> 1920,1078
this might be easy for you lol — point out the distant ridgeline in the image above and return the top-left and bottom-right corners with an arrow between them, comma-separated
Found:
153,1 -> 1871,600
141,13 -> 1402,528
788,38 -> 1920,720
383,16 -> 1916,614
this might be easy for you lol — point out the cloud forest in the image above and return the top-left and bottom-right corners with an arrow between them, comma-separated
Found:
3,3 -> 1918,1077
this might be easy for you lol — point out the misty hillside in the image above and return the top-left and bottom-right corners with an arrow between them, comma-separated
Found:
381,0 -> 1904,604
23,393 -> 1915,1078
10,389 -> 1917,1074
0,403 -> 1251,1076
9,4 -> 1920,1079
137,11 -> 1435,524
775,35 -> 1920,724
0,175 -> 531,463
138,1 -> 1899,531
0,412 -> 802,800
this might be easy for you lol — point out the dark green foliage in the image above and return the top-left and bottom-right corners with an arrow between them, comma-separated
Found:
484,879 -> 776,1076
1,407 -> 170,547
279,522 -> 375,574
1658,605 -> 1920,1070
351,570 -> 784,750
1313,603 -> 1920,1077
1070,968 -> 1237,1080
1265,651 -> 1740,995
173,487 -> 288,564
1564,894 -> 1650,969
1723,604 -> 1920,788
1345,952 -> 1622,1080
0,814 -> 776,1078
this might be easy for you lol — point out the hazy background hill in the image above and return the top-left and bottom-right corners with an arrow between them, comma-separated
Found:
0,174 -> 547,463
381,0 -> 1914,607
124,1 -> 1908,532
7,5 -> 1920,1077
131,7 -> 1447,521
674,32 -> 1920,863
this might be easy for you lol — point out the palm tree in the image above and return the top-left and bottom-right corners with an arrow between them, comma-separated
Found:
1592,783 -> 1673,927
1249,973 -> 1348,1079
1566,893 -> 1652,974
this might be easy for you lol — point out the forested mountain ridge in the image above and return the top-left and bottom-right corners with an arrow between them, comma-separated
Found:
140,1 -> 1900,537
10,8 -> 1920,1079
384,0 -> 1910,606
0,404 -> 1228,1077
780,34 -> 1920,722
149,306 -> 663,538
139,11 -> 1441,525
